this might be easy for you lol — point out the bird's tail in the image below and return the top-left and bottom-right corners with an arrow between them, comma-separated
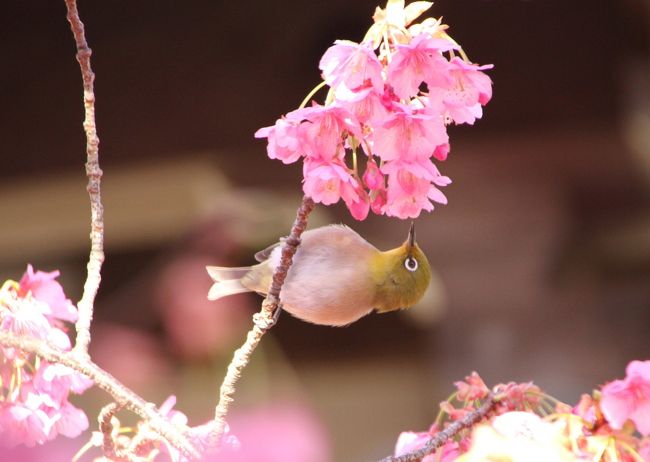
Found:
206,266 -> 253,300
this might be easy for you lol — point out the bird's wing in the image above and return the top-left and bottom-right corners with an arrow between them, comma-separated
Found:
254,238 -> 285,262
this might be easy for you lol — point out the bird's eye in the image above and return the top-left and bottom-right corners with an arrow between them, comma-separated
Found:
404,257 -> 418,272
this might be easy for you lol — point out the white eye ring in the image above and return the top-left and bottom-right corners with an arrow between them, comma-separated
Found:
404,257 -> 418,272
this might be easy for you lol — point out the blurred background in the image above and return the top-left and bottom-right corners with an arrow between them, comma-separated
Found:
1,0 -> 649,460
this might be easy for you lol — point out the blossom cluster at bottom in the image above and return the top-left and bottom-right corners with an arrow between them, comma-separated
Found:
0,266 -> 92,447
393,362 -> 650,462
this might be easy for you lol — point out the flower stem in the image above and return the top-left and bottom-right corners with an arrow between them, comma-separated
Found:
299,81 -> 328,109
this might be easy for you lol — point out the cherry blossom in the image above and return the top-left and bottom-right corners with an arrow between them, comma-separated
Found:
456,412 -> 577,462
386,34 -> 457,100
319,40 -> 383,96
255,0 -> 493,220
302,158 -> 360,206
0,266 -> 91,449
18,265 -> 78,323
601,360 -> 650,435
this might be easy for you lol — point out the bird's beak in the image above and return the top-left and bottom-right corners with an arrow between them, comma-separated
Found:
407,222 -> 416,249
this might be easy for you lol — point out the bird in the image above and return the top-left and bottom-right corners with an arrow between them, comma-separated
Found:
206,223 -> 431,326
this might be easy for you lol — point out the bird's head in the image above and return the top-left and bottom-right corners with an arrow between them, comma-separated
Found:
371,222 -> 432,313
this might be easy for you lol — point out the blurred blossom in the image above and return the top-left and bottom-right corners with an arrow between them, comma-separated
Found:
600,359 -> 650,435
0,435 -> 81,461
223,403 -> 331,462
454,371 -> 489,401
154,256 -> 251,359
0,266 -> 91,449
456,412 -> 576,462
90,323 -> 172,391
18,265 -> 78,323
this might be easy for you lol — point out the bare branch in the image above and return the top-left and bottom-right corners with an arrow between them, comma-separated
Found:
378,393 -> 499,462
211,196 -> 316,440
64,0 -> 104,356
0,332 -> 200,460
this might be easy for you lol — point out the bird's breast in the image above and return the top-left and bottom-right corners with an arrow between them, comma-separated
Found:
270,230 -> 378,326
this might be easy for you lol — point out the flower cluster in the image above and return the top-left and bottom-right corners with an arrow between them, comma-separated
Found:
256,0 -> 492,220
0,265 -> 92,447
393,361 -> 650,462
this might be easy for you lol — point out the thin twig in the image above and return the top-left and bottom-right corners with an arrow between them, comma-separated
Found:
99,403 -> 123,459
212,196 -> 316,440
65,0 -> 104,357
0,332 -> 200,460
379,393 -> 499,462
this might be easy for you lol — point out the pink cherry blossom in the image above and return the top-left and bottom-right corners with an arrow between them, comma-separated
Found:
386,34 -> 457,100
294,105 -> 361,161
335,86 -> 391,125
18,265 -> 78,323
343,185 -> 370,221
383,170 -> 441,218
302,158 -> 359,206
433,142 -> 449,161
601,360 -> 650,435
34,363 -> 93,403
0,297 -> 51,343
50,401 -> 88,439
254,117 -> 303,164
255,1 -> 492,221
373,105 -> 448,162
319,40 -> 383,96
455,372 -> 490,401
430,57 -> 493,125
0,267 -> 92,449
0,401 -> 53,447
381,156 -> 447,182
363,159 -> 384,190
257,105 -> 360,163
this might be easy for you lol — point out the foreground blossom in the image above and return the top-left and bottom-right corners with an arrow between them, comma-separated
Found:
601,360 -> 650,435
457,412 -> 576,462
256,0 -> 493,219
392,365 -> 650,462
0,266 -> 92,448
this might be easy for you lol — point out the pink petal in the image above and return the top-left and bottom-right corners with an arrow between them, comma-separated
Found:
630,399 -> 650,436
601,379 -> 635,429
319,40 -> 383,96
52,402 -> 88,439
627,360 -> 650,380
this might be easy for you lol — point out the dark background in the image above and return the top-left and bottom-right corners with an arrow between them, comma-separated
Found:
1,1 -> 649,460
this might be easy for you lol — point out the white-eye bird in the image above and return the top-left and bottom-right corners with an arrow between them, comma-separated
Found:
206,223 -> 431,326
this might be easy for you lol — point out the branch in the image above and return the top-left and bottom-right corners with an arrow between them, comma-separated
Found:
378,393 -> 499,462
98,403 -> 123,460
64,0 -> 104,356
211,195 -> 316,440
0,332 -> 200,460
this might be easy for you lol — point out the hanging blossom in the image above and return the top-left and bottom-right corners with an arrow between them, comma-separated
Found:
0,265 -> 93,448
390,364 -> 650,462
255,0 -> 493,219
